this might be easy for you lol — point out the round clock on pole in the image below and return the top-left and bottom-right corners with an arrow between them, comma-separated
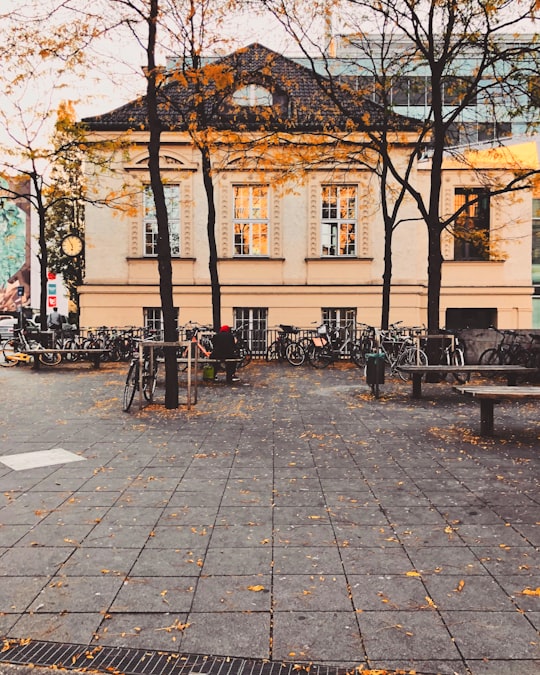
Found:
61,233 -> 83,257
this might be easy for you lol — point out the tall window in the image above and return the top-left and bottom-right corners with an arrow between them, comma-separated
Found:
533,199 -> 540,285
143,185 -> 180,257
143,307 -> 163,336
234,307 -> 268,355
233,185 -> 269,256
453,188 -> 490,261
144,307 -> 178,336
322,308 -> 357,330
321,186 -> 357,256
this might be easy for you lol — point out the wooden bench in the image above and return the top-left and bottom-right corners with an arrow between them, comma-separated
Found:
26,349 -> 110,370
453,385 -> 540,435
397,365 -> 532,398
176,357 -> 242,369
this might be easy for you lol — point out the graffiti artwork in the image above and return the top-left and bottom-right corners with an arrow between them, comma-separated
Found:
0,177 -> 30,312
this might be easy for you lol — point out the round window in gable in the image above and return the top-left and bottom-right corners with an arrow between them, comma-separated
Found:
232,84 -> 273,106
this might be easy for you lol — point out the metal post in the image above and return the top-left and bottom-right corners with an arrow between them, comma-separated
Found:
138,340 -> 143,410
194,343 -> 199,404
186,340 -> 192,410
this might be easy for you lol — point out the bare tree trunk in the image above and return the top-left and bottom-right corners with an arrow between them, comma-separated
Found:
427,223 -> 443,335
146,0 -> 178,409
381,224 -> 393,330
33,174 -> 48,331
201,145 -> 221,330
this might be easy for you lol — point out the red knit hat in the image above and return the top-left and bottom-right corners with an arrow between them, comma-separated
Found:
220,325 -> 230,332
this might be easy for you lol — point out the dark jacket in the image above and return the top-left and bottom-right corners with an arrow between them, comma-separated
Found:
211,331 -> 236,360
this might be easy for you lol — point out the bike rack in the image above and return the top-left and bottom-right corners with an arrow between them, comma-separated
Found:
139,340 -> 194,410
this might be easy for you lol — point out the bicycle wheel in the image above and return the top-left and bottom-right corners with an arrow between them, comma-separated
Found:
350,340 -> 370,368
511,346 -> 530,367
478,348 -> 500,365
285,341 -> 305,366
62,339 -> 79,362
266,340 -> 281,362
451,347 -> 470,383
235,342 -> 252,368
37,347 -> 62,366
308,345 -> 333,369
0,340 -> 18,367
122,361 -> 139,412
143,359 -> 158,401
397,346 -> 428,381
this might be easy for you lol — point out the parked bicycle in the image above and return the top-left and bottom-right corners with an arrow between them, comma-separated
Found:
266,325 -> 305,366
478,329 -> 524,365
349,323 -> 377,367
436,329 -> 469,383
232,322 -> 252,368
0,327 -> 61,367
306,322 -> 360,369
82,327 -> 112,362
122,341 -> 159,412
178,323 -> 213,363
510,332 -> 540,369
50,325 -> 86,362
378,322 -> 428,380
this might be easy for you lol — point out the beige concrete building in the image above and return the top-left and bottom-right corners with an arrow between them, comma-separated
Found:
80,44 -> 533,339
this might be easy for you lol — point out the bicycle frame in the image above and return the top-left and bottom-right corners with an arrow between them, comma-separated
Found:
181,326 -> 212,359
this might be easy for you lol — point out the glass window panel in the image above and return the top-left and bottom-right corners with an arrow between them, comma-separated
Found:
454,188 -> 490,261
321,186 -> 357,257
234,307 -> 268,354
233,185 -> 269,256
143,184 -> 180,257
392,77 -> 409,106
232,85 -> 273,106
409,77 -> 426,106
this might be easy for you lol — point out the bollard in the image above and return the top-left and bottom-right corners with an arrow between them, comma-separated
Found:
365,352 -> 385,398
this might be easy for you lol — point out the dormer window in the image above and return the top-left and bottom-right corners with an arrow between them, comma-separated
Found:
232,84 -> 273,107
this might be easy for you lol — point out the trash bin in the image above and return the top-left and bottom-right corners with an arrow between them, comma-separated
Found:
365,352 -> 385,386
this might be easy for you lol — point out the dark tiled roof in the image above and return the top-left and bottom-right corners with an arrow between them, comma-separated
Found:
83,43 -> 418,133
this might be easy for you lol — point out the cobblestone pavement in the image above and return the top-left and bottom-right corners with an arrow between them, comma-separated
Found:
0,360 -> 538,675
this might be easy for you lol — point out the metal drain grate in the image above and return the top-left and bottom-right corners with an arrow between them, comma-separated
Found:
0,639 -> 350,675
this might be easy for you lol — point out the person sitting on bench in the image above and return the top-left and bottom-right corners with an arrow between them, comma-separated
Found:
211,325 -> 239,384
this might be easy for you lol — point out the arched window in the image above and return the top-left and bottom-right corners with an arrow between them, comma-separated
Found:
232,84 -> 273,107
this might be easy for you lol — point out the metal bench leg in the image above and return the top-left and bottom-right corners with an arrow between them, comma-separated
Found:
479,399 -> 495,436
412,373 -> 422,398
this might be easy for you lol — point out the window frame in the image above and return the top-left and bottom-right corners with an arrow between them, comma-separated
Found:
322,307 -> 357,330
532,198 -> 540,285
234,307 -> 268,355
143,307 -> 178,336
321,185 -> 358,257
143,184 -> 181,258
453,187 -> 491,261
232,84 -> 273,107
232,184 -> 270,257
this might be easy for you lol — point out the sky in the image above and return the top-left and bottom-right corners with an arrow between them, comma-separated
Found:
72,6 -> 319,120
0,1 -> 315,151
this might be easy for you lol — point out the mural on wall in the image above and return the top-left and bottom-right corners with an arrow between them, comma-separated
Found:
0,177 -> 30,312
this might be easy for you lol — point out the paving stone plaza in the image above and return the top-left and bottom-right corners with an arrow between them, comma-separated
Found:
0,361 -> 538,675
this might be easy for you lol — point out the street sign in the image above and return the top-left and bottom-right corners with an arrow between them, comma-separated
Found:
48,296 -> 57,308
17,286 -> 24,297
47,271 -> 56,280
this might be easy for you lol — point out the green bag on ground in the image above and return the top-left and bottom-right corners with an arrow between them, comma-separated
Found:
203,364 -> 215,380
